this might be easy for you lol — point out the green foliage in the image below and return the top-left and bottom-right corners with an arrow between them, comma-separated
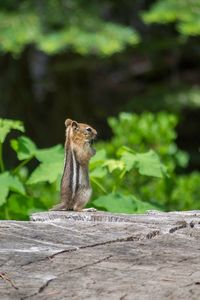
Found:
0,119 -> 24,172
99,112 -> 189,172
171,173 -> 200,210
1,0 -> 200,57
0,1 -> 139,56
142,0 -> 200,36
0,12 -> 40,54
27,145 -> 64,184
120,149 -> 167,178
39,22 -> 139,56
92,193 -> 157,214
163,86 -> 200,110
96,112 -> 200,211
11,136 -> 37,160
0,172 -> 25,205
5,194 -> 45,221
89,143 -> 167,213
0,118 -> 63,219
0,112 -> 199,220
0,116 -> 167,219
0,118 -> 24,143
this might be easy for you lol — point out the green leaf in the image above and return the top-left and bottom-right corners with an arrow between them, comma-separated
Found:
7,194 -> 46,220
103,159 -> 125,173
142,0 -> 200,36
27,161 -> 63,184
117,145 -> 135,157
0,172 -> 25,206
0,10 -> 139,56
26,144 -> 64,185
0,12 -> 40,54
121,150 -> 167,178
90,167 -> 107,179
35,145 -> 64,162
0,118 -> 24,143
90,149 -> 108,178
11,135 -> 37,160
136,150 -> 167,178
0,185 -> 8,206
92,193 -> 157,214
38,22 -> 139,56
120,152 -> 137,172
90,149 -> 107,166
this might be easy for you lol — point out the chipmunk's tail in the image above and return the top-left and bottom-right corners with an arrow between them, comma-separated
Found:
49,202 -> 66,211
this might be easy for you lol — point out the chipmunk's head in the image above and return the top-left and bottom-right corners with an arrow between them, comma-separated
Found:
65,119 -> 97,148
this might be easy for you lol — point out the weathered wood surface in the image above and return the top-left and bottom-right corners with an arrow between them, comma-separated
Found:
1,210 -> 200,300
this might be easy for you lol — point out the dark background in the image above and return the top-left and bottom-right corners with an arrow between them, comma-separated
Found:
0,0 -> 199,171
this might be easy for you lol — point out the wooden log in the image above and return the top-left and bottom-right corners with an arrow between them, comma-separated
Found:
0,210 -> 200,299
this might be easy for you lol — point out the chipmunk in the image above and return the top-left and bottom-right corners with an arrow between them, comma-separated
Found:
51,118 -> 97,211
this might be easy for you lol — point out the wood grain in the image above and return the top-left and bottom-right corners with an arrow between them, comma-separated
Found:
1,210 -> 200,299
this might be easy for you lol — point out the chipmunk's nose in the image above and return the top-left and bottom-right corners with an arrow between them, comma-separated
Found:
93,129 -> 97,137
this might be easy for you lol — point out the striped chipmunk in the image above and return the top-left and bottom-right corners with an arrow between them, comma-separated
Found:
51,118 -> 97,211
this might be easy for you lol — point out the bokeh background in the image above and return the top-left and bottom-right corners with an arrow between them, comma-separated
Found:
0,0 -> 200,219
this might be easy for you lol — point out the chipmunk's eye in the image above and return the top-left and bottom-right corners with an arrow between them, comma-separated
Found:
86,127 -> 92,132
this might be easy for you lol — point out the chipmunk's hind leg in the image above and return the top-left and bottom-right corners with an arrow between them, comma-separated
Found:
73,188 -> 92,211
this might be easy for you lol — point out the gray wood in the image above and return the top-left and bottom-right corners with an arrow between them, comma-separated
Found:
1,210 -> 200,299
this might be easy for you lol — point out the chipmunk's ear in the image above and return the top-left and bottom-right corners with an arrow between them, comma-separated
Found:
71,120 -> 79,130
65,119 -> 72,127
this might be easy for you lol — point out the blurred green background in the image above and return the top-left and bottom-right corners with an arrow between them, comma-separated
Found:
0,0 -> 200,219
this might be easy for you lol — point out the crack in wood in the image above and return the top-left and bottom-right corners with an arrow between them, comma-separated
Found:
146,230 -> 160,239
14,222 -> 195,269
67,255 -> 113,273
0,272 -> 18,290
49,230 -> 160,260
1,212 -> 200,300
169,221 -> 188,233
20,229 -> 160,268
20,222 -> 196,270
21,278 -> 55,299
38,278 -> 54,293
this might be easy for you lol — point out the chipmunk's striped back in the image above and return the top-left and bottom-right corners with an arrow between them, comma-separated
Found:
51,118 -> 97,211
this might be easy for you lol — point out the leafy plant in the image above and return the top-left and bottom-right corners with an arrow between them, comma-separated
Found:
0,119 -> 61,219
1,112 -> 199,220
171,173 -> 200,210
0,119 -> 25,209
96,112 -> 200,211
0,1 -> 139,56
92,193 -> 157,214
142,0 -> 200,36
0,116 -> 167,219
88,143 -> 167,213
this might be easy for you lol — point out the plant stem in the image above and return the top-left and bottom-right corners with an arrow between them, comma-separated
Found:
91,178 -> 107,194
0,142 -> 5,172
13,157 -> 33,175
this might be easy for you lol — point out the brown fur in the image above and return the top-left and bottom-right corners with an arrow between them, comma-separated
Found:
50,118 -> 97,211
66,118 -> 97,165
